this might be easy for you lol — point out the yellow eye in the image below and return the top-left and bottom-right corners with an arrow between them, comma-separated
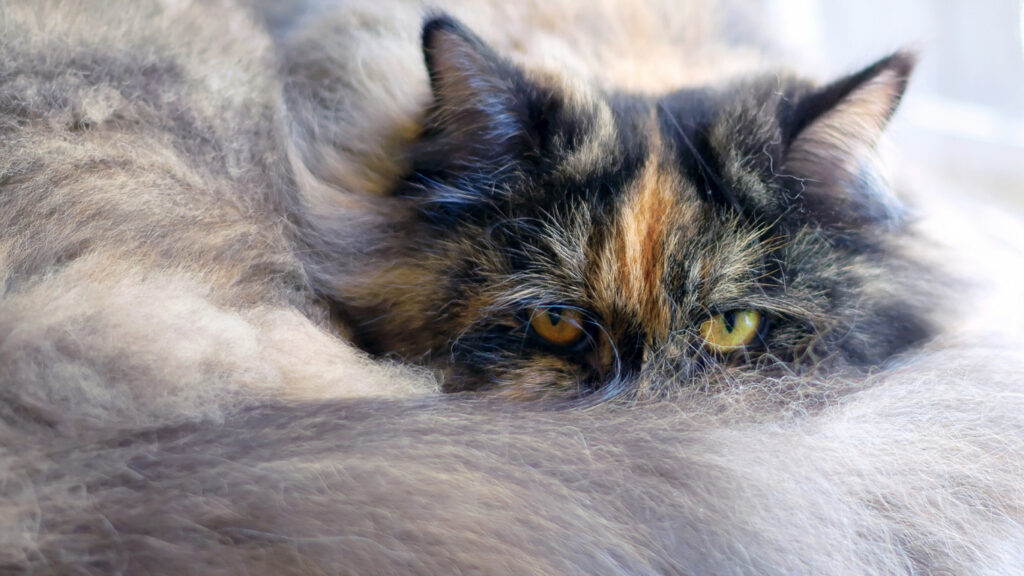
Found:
699,309 -> 762,353
529,306 -> 586,349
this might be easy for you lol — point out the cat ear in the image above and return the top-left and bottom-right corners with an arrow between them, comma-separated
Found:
421,16 -> 536,165
781,52 -> 916,227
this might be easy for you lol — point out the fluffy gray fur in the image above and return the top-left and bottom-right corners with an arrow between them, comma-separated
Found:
2,0 -> 1023,574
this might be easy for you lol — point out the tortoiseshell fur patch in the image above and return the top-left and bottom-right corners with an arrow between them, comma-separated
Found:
327,16 -> 933,400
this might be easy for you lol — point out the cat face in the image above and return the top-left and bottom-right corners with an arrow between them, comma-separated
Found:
335,16 -> 933,400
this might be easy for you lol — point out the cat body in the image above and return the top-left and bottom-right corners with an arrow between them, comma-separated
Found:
1,0 -> 1023,574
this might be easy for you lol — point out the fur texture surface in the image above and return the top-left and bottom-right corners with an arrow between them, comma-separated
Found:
2,0 -> 1023,574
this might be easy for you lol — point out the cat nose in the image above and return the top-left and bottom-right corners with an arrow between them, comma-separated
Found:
637,336 -> 698,383
589,344 -> 694,400
587,336 -> 643,385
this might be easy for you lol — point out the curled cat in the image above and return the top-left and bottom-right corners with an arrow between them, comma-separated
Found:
1,0 -> 1022,574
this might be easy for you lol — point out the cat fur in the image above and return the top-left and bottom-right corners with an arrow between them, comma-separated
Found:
1,0 -> 1023,574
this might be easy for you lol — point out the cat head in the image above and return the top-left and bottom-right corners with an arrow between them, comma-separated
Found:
334,15 -> 933,400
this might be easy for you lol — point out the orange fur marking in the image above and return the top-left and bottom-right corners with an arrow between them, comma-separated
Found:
595,156 -> 686,342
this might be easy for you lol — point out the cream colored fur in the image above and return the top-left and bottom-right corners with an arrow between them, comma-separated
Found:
1,0 -> 1023,574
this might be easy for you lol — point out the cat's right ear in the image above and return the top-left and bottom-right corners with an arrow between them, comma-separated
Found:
420,16 -> 538,168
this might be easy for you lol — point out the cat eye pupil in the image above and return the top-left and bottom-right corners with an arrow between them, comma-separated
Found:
723,311 -> 736,333
547,310 -> 562,326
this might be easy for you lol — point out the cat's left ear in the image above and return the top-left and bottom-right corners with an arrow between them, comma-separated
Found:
781,52 -> 915,227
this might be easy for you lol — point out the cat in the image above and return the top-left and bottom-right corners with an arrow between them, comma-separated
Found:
299,13 -> 934,401
1,0 -> 1022,574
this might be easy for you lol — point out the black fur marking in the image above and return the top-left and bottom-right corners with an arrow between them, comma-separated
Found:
839,302 -> 933,367
403,77 -> 647,233
656,92 -> 743,217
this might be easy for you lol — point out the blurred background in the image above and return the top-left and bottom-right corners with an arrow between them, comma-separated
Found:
764,0 -> 1024,210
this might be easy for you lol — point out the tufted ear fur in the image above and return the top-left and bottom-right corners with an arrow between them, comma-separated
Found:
420,16 -> 541,168
781,53 -> 916,229
409,16 -> 565,221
